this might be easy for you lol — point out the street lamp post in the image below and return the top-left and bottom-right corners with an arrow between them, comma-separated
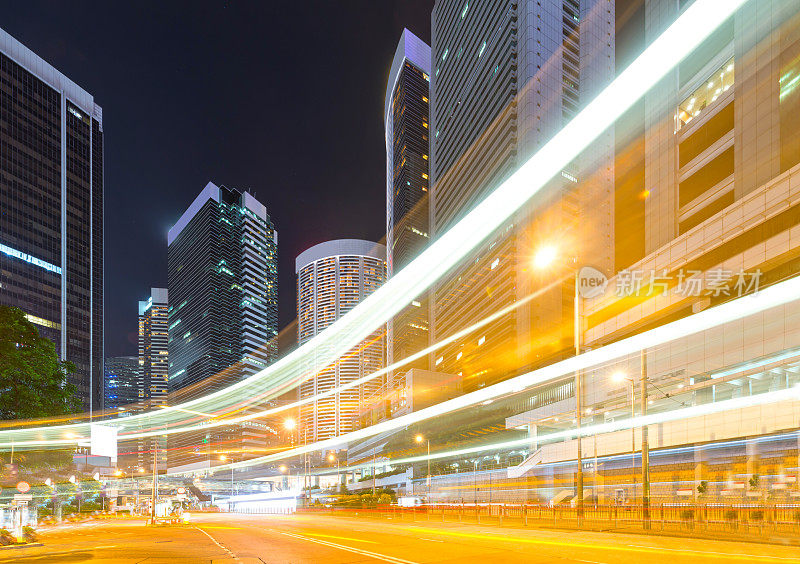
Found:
328,453 -> 340,487
612,361 -> 651,525
533,246 -> 584,524
612,371 -> 636,501
641,350 -> 651,528
415,434 -> 430,502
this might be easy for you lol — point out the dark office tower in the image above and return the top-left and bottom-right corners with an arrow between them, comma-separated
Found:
103,356 -> 140,412
385,29 -> 432,406
429,0 -> 614,389
168,182 -> 278,397
0,28 -> 104,411
167,183 -> 277,471
138,288 -> 169,409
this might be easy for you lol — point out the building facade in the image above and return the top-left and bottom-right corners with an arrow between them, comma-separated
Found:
138,288 -> 168,409
167,183 -> 277,470
429,0 -> 615,390
167,182 -> 278,397
0,27 -> 104,410
385,29 -> 432,411
296,239 -> 386,442
103,356 -> 140,412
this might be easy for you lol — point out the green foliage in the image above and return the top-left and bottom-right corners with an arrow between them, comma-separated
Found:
0,306 -> 82,420
697,480 -> 708,495
748,474 -> 760,489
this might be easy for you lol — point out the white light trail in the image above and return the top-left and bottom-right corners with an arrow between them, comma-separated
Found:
179,273 -> 800,475
0,0 -> 747,448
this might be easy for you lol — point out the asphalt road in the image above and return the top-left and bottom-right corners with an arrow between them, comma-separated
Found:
2,512 -> 799,563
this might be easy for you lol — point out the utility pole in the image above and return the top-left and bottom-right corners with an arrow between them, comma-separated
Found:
641,349 -> 651,528
151,437 -> 157,525
372,452 -> 376,496
574,270 -> 584,525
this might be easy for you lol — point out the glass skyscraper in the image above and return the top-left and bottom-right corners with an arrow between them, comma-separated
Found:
0,27 -> 104,411
103,356 -> 140,412
167,183 -> 277,471
385,29 -> 432,407
167,182 -> 278,397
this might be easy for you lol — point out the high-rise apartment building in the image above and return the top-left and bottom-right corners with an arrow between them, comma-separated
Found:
0,27 -> 104,410
429,0 -> 614,390
167,183 -> 277,471
296,240 -> 386,442
167,182 -> 278,397
103,356 -> 140,412
385,29 -> 432,408
138,288 -> 169,409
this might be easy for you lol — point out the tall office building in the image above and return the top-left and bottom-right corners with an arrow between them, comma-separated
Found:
0,28 -> 104,410
296,240 -> 386,442
103,356 -> 140,412
167,183 -> 277,470
429,0 -> 614,389
167,182 -> 278,397
138,288 -> 169,409
385,29 -> 432,409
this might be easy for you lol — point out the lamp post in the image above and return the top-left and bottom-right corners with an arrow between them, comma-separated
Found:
612,362 -> 651,526
612,371 -> 636,501
533,245 -> 584,524
416,434 -> 430,502
328,453 -> 340,487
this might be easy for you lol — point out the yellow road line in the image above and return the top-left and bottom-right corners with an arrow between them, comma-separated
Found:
402,526 -> 800,562
301,532 -> 377,544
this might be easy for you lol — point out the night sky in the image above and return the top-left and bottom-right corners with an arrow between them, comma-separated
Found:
3,1 -> 434,357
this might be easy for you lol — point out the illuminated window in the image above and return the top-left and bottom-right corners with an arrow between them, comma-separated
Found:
422,96 -> 428,103
478,336 -> 486,346
677,57 -> 734,130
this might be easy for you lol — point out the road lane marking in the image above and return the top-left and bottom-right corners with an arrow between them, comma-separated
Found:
402,526 -> 800,562
280,531 -> 418,564
418,538 -> 444,543
302,532 -> 378,544
197,525 -> 242,530
195,526 -> 241,563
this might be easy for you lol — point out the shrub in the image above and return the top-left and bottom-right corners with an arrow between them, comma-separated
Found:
724,509 -> 737,521
680,509 -> 694,521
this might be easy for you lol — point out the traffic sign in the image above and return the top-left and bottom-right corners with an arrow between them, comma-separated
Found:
16,481 -> 30,493
13,494 -> 32,501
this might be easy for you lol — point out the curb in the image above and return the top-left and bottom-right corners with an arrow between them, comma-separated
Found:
0,543 -> 43,550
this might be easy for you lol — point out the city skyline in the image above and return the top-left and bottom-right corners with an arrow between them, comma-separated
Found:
1,1 -> 434,358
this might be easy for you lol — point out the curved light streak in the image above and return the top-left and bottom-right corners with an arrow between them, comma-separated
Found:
180,273 -> 800,475
0,0 -> 747,448
311,387 -> 800,475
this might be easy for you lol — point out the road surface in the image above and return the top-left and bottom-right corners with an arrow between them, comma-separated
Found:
2,512 -> 799,563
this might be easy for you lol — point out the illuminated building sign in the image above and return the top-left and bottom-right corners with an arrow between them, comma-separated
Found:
0,243 -> 62,274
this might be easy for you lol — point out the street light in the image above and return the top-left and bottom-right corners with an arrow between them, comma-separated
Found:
415,434 -> 431,502
533,245 -> 585,524
611,371 -> 636,501
610,366 -> 651,527
328,453 -> 341,487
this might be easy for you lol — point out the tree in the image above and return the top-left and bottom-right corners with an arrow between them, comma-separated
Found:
0,306 -> 82,420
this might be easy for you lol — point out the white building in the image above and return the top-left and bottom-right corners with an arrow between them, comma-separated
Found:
296,239 -> 386,442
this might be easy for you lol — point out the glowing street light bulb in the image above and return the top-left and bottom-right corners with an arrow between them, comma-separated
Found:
283,418 -> 296,431
219,455 -> 227,461
611,371 -> 627,384
415,434 -> 424,443
137,468 -> 145,474
45,478 -> 52,487
327,453 -> 335,462
533,245 -> 558,270
93,472 -> 100,481
69,475 -> 76,484
279,465 -> 287,473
